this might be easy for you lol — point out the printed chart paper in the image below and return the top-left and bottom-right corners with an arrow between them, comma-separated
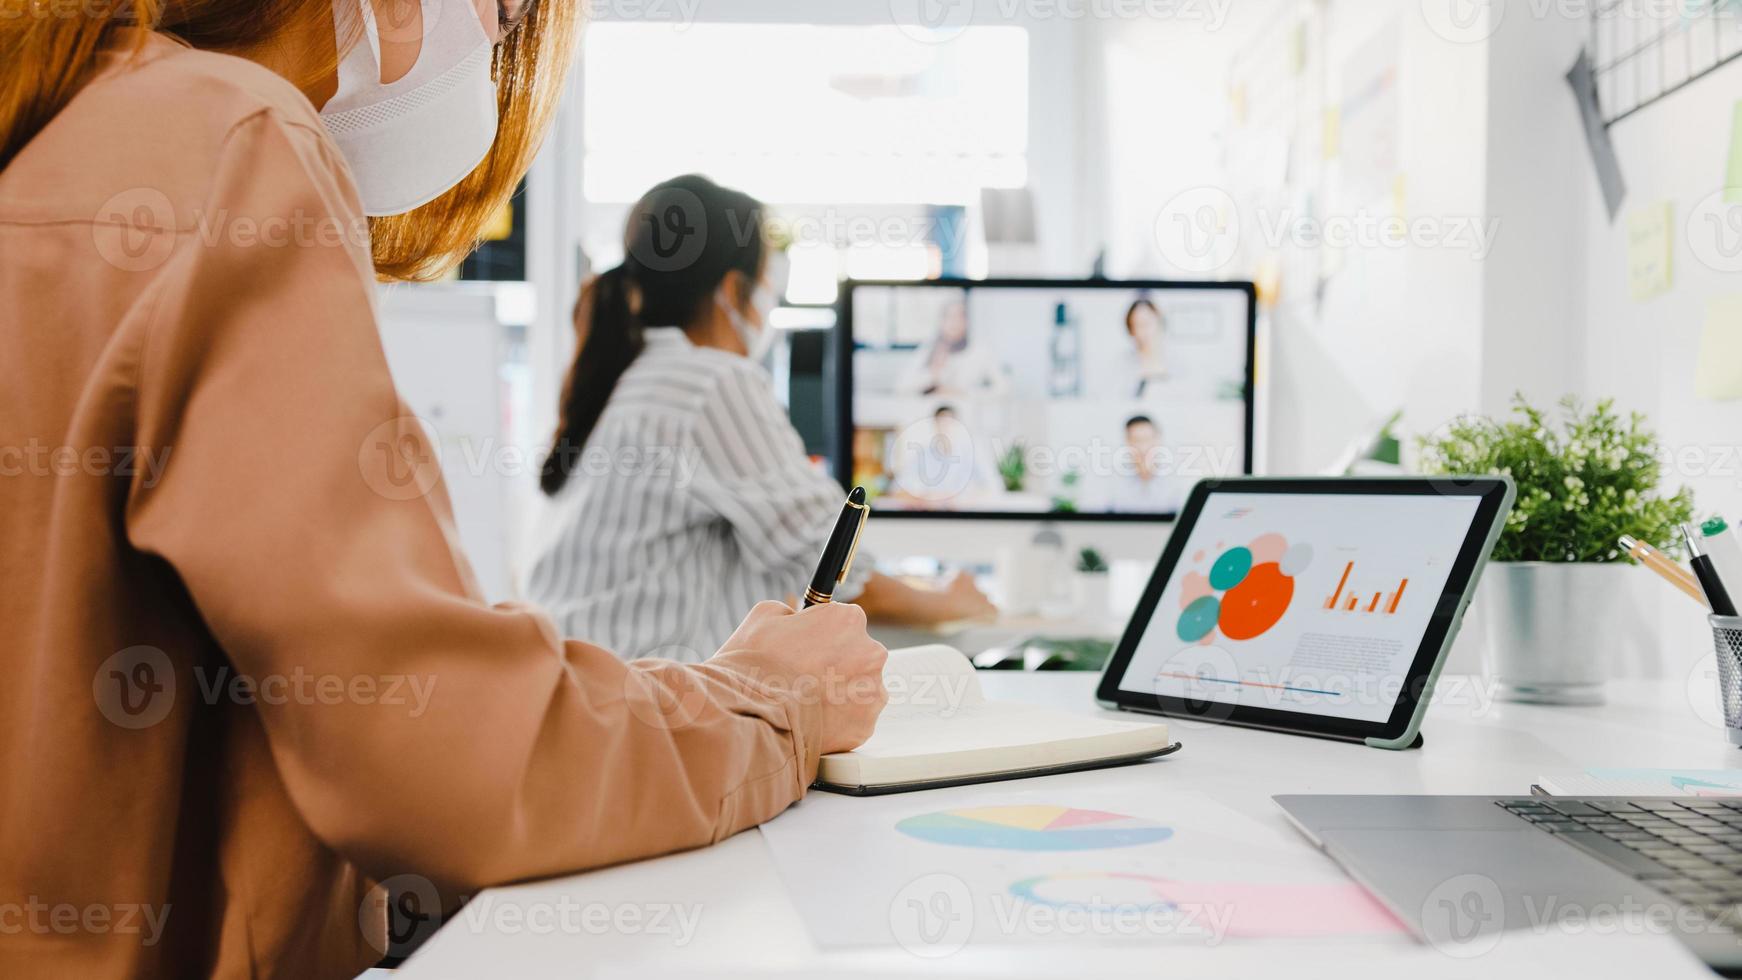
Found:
759,769 -> 1403,951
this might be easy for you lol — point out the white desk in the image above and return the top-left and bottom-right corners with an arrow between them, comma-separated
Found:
400,673 -> 1738,978
870,615 -> 1121,659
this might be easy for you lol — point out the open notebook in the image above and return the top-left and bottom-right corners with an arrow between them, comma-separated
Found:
815,645 -> 1179,796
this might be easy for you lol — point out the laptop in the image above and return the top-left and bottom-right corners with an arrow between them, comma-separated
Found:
1277,793 -> 1742,971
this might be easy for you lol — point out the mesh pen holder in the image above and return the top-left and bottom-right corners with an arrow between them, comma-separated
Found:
1712,616 -> 1742,746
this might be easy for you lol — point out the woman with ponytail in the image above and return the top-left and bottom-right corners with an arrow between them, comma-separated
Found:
0,6 -> 889,977
529,175 -> 995,662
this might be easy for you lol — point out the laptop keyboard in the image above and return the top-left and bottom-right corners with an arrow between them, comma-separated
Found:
1501,798 -> 1742,928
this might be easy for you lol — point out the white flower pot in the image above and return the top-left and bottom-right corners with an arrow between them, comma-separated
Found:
1074,572 -> 1112,623
1478,561 -> 1653,705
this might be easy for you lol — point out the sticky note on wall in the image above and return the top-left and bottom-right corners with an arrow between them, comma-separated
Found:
1696,295 -> 1742,400
1627,203 -> 1674,301
1727,101 -> 1742,205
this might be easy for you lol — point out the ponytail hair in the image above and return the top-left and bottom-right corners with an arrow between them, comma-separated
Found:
541,264 -> 640,495
541,174 -> 766,496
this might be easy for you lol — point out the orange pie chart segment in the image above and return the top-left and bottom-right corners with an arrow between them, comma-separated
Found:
1216,561 -> 1293,640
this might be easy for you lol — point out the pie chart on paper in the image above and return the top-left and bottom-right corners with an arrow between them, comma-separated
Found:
894,805 -> 1173,851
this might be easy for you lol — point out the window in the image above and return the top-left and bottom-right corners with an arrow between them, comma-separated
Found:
580,22 -> 1030,297
582,23 -> 1029,205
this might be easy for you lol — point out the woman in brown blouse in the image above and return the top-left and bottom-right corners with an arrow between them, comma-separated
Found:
0,2 -> 888,977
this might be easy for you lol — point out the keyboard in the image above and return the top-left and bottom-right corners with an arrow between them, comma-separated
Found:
1500,797 -> 1742,928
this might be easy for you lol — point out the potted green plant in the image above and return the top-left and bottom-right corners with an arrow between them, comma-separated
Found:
997,442 -> 1028,493
1050,469 -> 1082,514
1419,395 -> 1695,704
1076,546 -> 1110,573
1073,546 -> 1112,621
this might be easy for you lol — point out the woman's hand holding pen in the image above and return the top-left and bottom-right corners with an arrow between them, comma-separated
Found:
710,600 -> 889,755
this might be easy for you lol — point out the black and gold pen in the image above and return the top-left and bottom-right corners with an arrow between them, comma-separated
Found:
802,487 -> 869,607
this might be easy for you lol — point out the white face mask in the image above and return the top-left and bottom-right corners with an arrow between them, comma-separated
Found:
719,250 -> 789,364
319,0 -> 499,217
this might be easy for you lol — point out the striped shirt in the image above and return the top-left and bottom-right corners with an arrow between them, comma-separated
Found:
527,327 -> 868,662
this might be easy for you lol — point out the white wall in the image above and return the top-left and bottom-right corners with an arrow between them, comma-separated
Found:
1459,2 -> 1742,677
1479,1 -> 1588,413
1083,0 -> 1739,677
1092,5 -> 1273,279
1090,0 -> 1489,474
1577,18 -> 1742,678
1295,0 -> 1489,470
1478,4 -> 1742,426
1583,40 -> 1742,523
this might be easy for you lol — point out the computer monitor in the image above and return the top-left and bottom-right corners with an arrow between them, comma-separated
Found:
837,278 -> 1255,521
783,325 -> 833,458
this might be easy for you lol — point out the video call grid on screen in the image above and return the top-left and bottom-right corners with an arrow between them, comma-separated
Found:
837,279 -> 1256,521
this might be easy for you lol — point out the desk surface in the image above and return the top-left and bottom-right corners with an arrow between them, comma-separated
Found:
401,673 -> 1738,978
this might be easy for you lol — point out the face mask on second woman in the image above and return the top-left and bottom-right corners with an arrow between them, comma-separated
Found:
319,0 -> 499,216
720,250 -> 789,365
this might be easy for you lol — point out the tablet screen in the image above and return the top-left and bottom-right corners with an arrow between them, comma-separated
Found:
1112,489 -> 1485,724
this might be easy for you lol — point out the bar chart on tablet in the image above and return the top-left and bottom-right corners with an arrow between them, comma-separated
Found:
1322,561 -> 1408,615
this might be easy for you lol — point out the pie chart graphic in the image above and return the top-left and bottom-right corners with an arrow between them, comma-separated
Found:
894,805 -> 1173,851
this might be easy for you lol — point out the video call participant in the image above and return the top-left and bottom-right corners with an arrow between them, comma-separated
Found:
897,297 -> 1011,396
0,5 -> 889,977
1125,297 -> 1169,397
529,176 -> 993,661
1109,414 -> 1188,514
887,404 -> 1004,510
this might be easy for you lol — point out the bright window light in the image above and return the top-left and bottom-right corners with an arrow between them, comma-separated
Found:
785,242 -> 843,306
581,23 -> 1030,206
842,242 -> 934,282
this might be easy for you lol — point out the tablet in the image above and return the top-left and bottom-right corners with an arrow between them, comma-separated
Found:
1095,477 -> 1514,748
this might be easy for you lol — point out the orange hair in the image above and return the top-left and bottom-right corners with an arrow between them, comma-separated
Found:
0,0 -> 580,282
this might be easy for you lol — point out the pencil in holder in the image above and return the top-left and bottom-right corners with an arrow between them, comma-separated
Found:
1711,615 -> 1742,746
